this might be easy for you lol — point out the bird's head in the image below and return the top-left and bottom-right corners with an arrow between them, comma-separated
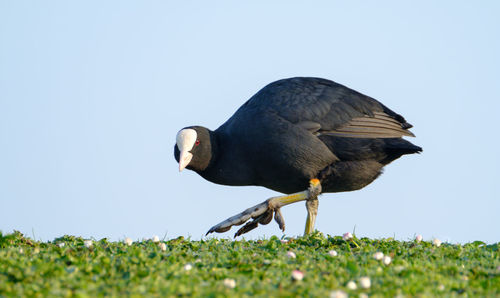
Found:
174,126 -> 213,172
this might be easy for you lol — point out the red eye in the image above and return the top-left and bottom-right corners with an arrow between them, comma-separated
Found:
195,140 -> 200,146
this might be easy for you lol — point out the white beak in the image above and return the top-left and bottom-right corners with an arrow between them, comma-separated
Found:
179,150 -> 193,172
176,128 -> 197,172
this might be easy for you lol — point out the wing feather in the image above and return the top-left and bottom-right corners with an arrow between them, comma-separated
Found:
233,77 -> 416,139
320,112 -> 415,138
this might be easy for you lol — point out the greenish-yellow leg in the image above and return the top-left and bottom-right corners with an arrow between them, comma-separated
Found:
206,179 -> 322,237
304,198 -> 319,235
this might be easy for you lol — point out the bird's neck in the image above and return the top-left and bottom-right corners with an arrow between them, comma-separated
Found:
200,129 -> 220,173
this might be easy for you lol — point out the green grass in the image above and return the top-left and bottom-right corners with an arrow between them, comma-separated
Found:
1,231 -> 499,297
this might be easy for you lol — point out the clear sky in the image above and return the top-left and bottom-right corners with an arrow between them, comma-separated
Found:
1,1 -> 499,244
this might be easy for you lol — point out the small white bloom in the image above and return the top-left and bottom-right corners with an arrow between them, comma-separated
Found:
328,250 -> 338,257
223,278 -> 236,288
286,251 -> 296,259
152,235 -> 160,243
373,251 -> 384,260
342,232 -> 353,240
346,280 -> 357,290
416,234 -> 423,242
19,248 -> 24,253
394,265 -> 405,273
330,290 -> 348,298
433,238 -> 442,247
184,263 -> 193,271
159,242 -> 167,251
438,284 -> 445,291
124,237 -> 133,246
58,243 -> 65,248
84,240 -> 93,248
383,255 -> 392,265
359,276 -> 371,289
359,294 -> 369,298
291,270 -> 304,281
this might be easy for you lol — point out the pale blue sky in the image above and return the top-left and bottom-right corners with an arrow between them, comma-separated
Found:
1,1 -> 499,243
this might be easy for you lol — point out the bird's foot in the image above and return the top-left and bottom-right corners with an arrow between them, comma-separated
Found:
205,198 -> 286,237
205,179 -> 322,237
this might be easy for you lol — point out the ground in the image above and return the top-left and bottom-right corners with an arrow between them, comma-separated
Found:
0,231 -> 499,296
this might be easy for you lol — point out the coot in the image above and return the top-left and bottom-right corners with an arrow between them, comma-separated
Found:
174,77 -> 421,237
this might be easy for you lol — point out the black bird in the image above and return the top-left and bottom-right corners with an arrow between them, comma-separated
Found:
174,77 -> 421,237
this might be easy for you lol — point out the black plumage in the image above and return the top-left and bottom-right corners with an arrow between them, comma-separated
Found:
174,77 -> 421,235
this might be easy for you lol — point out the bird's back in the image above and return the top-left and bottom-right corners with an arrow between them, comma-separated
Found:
212,77 -> 421,193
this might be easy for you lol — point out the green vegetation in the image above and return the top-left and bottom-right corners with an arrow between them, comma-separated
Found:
1,231 -> 499,297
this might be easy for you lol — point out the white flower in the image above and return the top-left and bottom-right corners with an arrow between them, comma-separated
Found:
342,232 -> 353,240
359,277 -> 371,289
152,235 -> 160,243
291,270 -> 304,281
346,280 -> 357,290
383,255 -> 392,265
328,250 -> 338,257
184,263 -> 193,271
159,242 -> 167,251
433,238 -> 442,247
359,294 -> 369,298
373,251 -> 384,260
223,278 -> 236,288
330,290 -> 348,298
416,234 -> 423,242
19,248 -> 24,253
438,284 -> 445,291
84,240 -> 93,248
286,251 -> 296,259
58,243 -> 65,248
124,237 -> 133,246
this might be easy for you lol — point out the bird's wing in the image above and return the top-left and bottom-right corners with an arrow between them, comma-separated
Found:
244,77 -> 414,139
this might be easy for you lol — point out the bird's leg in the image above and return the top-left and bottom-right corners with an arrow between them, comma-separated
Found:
304,198 -> 319,235
206,179 -> 322,237
304,178 -> 322,235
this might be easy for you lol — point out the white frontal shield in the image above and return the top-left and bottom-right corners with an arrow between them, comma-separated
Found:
176,129 -> 197,171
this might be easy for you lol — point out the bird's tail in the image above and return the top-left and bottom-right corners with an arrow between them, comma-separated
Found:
380,138 -> 422,165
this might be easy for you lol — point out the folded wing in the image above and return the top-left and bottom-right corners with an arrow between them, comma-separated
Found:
244,77 -> 415,139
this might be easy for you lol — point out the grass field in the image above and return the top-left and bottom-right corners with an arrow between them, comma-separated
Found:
1,231 -> 499,297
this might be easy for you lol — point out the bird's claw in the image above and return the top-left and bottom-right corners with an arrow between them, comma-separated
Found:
274,208 -> 285,231
205,199 -> 286,237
